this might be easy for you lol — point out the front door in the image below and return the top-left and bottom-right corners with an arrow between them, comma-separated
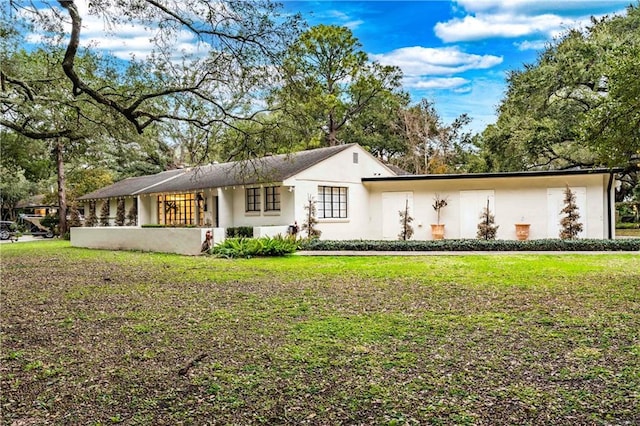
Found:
382,192 -> 414,240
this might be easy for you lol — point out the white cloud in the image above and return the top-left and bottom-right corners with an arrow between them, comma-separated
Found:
436,0 -> 628,42
406,77 -> 469,90
435,13 -> 569,42
371,46 -> 503,76
325,10 -> 364,30
515,39 -> 548,51
454,0 -> 623,15
24,2 -> 209,61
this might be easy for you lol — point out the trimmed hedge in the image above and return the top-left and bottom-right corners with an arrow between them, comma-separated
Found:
226,226 -> 254,238
141,224 -> 197,228
300,239 -> 640,252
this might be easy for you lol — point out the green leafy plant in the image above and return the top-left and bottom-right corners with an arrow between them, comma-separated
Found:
126,201 -> 137,226
40,213 -> 59,235
211,236 -> 299,258
85,201 -> 98,227
99,200 -> 110,226
115,198 -> 126,226
300,238 -> 640,252
226,226 -> 254,238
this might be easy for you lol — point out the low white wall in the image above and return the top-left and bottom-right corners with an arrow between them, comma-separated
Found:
71,227 -> 226,256
253,225 -> 290,238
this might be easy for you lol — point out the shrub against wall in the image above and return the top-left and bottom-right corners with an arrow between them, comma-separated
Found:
560,185 -> 583,239
398,198 -> 414,240
226,227 -> 254,238
477,199 -> 499,240
126,201 -> 137,226
301,239 -> 640,252
99,200 -> 110,226
115,198 -> 126,226
85,201 -> 97,227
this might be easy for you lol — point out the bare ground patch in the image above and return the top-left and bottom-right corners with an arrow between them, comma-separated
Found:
1,244 -> 639,425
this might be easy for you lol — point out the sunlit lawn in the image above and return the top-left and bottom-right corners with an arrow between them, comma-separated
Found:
1,241 -> 638,425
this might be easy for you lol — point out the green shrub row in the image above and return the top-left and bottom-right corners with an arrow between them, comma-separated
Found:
211,236 -> 299,258
226,226 -> 254,238
300,238 -> 640,252
141,224 -> 196,228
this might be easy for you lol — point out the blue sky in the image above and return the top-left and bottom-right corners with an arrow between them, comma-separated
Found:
279,1 -> 631,133
16,1 -> 632,135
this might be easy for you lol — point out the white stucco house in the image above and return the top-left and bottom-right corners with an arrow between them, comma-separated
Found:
72,143 -> 619,255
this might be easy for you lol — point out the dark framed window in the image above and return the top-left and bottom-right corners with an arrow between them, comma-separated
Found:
317,186 -> 348,219
246,187 -> 261,212
157,193 -> 195,225
264,186 -> 281,211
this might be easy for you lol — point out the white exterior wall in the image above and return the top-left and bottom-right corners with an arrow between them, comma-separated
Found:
365,173 -> 611,240
285,145 -> 395,240
225,184 -> 296,228
71,227 -> 224,256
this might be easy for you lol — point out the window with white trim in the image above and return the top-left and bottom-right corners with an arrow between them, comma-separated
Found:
318,186 -> 348,218
246,187 -> 261,212
264,186 -> 281,211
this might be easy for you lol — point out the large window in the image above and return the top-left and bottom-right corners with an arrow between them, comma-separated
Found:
318,186 -> 348,219
264,186 -> 281,212
157,193 -> 195,225
246,187 -> 261,212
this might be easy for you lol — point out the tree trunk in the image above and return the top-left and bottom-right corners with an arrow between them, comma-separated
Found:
327,112 -> 338,146
56,139 -> 68,237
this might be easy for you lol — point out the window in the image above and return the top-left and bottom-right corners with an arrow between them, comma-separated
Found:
157,193 -> 195,225
246,187 -> 261,212
318,186 -> 347,218
264,186 -> 281,211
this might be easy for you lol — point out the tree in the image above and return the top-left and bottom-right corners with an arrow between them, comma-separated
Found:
480,5 -> 639,197
4,0 -> 301,137
126,201 -> 138,226
477,199 -> 499,240
301,195 -> 321,238
85,201 -> 97,227
99,200 -> 110,226
560,185 -> 583,239
68,202 -> 82,229
115,198 -> 126,226
272,24 -> 403,146
398,198 -> 414,241
393,99 -> 474,174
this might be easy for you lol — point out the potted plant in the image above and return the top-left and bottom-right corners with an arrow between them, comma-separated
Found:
430,194 -> 448,240
514,219 -> 530,241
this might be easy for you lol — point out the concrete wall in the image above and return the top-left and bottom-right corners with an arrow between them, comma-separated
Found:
71,227 -> 225,256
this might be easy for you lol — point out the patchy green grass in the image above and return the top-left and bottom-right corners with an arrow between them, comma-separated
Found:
1,241 -> 639,425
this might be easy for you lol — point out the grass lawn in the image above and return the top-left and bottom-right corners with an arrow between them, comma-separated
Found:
1,241 -> 638,425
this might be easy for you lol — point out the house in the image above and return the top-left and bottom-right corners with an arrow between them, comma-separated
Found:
72,144 -> 618,254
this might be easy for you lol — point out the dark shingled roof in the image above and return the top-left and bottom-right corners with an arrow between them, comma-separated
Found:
78,144 -> 355,199
78,169 -> 185,200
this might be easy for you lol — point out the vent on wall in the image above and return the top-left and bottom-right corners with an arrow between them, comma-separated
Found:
353,152 -> 359,164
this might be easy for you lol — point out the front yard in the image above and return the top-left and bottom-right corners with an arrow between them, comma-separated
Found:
1,241 -> 638,425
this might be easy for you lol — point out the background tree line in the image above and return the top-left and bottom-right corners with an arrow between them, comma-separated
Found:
1,1 -> 638,233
